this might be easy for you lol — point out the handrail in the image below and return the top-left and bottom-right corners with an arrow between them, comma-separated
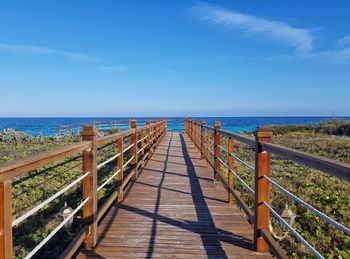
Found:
0,141 -> 91,181
0,118 -> 167,259
263,142 -> 350,182
184,118 -> 350,259
57,119 -> 136,138
217,128 -> 255,147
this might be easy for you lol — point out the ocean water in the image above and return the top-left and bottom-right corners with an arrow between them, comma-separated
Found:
0,117 -> 349,136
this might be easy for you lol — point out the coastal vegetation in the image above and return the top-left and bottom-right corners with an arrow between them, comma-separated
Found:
0,128 -> 131,258
219,119 -> 350,258
0,119 -> 349,258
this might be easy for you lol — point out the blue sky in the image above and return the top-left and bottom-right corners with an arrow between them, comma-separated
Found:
0,0 -> 349,117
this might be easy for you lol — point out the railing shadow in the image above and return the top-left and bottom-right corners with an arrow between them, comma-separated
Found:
146,132 -> 173,257
94,132 -> 254,258
179,133 -> 227,258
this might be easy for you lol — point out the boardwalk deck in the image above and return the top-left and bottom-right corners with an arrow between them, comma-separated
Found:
77,132 -> 272,259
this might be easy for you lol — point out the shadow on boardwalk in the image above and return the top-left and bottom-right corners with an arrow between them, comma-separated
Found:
78,132 -> 271,259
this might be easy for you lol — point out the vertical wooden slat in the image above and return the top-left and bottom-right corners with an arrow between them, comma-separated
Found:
81,126 -> 98,248
146,121 -> 151,154
228,137 -> 235,204
190,120 -> 193,140
0,180 -> 13,259
155,121 -> 159,145
200,120 -> 206,159
213,121 -> 221,181
206,129 -> 211,166
196,121 -> 200,148
117,137 -> 124,202
57,125 -> 61,138
141,128 -> 145,157
254,128 -> 272,252
130,120 -> 138,181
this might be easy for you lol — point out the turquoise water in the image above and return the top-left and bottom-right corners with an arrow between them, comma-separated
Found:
0,117 -> 349,136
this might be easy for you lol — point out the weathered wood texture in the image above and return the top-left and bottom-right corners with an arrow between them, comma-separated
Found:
77,132 -> 271,259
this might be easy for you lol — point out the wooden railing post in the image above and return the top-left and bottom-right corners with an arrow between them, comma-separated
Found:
200,120 -> 206,159
191,120 -> 194,141
197,122 -> 200,148
146,121 -> 151,153
254,128 -> 272,252
193,121 -> 196,146
190,120 -> 193,140
117,137 -> 124,202
228,137 -> 235,204
57,125 -> 61,138
155,121 -> 159,144
141,127 -> 145,157
213,121 -> 222,181
130,120 -> 138,181
206,128 -> 211,166
0,180 -> 13,259
81,126 -> 98,248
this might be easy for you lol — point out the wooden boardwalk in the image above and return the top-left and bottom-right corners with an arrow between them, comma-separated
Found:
77,132 -> 272,259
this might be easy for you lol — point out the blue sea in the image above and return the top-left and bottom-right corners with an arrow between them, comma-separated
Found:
0,117 -> 349,136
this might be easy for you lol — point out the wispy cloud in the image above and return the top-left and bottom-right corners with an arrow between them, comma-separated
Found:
337,35 -> 350,47
265,36 -> 350,64
0,43 -> 96,62
98,66 -> 127,72
191,3 -> 313,53
310,45 -> 350,63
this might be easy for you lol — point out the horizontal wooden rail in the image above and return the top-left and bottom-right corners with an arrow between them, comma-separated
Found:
57,119 -> 134,137
0,119 -> 167,259
184,118 -> 350,259
262,142 -> 350,182
0,142 -> 91,181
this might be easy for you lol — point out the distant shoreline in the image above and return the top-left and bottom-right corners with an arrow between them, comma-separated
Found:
1,116 -> 350,136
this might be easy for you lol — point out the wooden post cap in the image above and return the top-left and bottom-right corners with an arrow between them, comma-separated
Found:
130,120 -> 137,128
254,127 -> 272,138
146,120 -> 151,125
81,126 -> 98,137
214,121 -> 221,129
201,120 -> 206,125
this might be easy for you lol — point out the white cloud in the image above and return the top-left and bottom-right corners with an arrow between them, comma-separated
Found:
0,43 -> 95,62
337,35 -> 350,46
98,66 -> 127,72
310,46 -> 350,63
191,3 -> 313,53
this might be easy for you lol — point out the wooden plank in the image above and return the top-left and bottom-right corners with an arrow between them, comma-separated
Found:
82,126 -> 98,248
76,132 -> 272,259
228,138 -> 234,204
0,180 -> 12,259
254,129 -> 272,252
213,121 -> 221,181
130,120 -> 138,181
117,137 -> 124,202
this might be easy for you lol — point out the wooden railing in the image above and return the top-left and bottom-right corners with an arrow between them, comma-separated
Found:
184,119 -> 350,259
58,120 -> 131,137
57,119 -> 161,137
0,119 -> 167,259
